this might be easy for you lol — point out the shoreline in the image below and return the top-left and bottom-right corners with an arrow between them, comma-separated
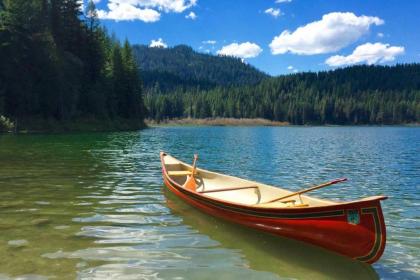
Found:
145,118 -> 419,127
1,118 -> 418,133
146,118 -> 289,127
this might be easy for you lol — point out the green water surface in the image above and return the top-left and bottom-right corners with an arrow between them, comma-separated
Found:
0,127 -> 418,279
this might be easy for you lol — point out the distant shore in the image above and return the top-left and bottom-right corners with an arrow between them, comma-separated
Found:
146,118 -> 420,127
2,118 -> 418,133
146,118 -> 289,127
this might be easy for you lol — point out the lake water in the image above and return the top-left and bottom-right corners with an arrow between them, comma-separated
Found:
0,126 -> 418,280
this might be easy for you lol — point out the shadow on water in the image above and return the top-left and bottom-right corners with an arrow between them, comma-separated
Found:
164,188 -> 379,280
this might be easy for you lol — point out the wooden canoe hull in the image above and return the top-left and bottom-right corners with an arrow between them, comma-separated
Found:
160,155 -> 387,264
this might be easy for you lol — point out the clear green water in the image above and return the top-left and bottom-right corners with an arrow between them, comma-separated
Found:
0,127 -> 418,280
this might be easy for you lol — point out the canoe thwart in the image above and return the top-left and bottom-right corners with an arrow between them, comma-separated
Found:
199,185 -> 261,204
199,185 -> 259,194
168,170 -> 194,176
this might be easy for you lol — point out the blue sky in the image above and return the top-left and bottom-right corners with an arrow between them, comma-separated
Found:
91,0 -> 420,76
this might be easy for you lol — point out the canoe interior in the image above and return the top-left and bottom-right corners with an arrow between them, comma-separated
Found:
162,154 -> 337,208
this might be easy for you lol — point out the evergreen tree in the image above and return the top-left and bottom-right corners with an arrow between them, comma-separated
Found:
0,0 -> 146,130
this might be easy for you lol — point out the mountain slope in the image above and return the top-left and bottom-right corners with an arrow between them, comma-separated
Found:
145,63 -> 420,124
132,45 -> 269,92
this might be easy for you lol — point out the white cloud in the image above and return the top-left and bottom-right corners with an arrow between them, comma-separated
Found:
97,0 -> 196,21
149,38 -> 168,48
217,42 -> 263,59
293,69 -> 298,73
202,40 -> 216,45
275,0 -> 292,3
265,8 -> 281,18
325,42 -> 404,66
142,0 -> 197,13
128,0 -> 196,13
97,2 -> 161,21
377,32 -> 384,38
287,65 -> 293,70
185,11 -> 197,20
270,12 -> 384,55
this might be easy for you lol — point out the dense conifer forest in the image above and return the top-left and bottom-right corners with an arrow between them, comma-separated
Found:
0,0 -> 145,131
145,63 -> 420,124
0,1 -> 418,130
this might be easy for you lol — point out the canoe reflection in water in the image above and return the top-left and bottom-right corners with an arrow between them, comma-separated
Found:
164,188 -> 379,280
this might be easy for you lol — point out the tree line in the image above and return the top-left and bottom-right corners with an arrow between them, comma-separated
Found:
145,64 -> 420,124
0,0 -> 145,131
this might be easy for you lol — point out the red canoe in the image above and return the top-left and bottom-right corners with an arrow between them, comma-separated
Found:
160,152 -> 387,264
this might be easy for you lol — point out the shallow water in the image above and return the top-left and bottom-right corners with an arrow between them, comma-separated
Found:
0,127 -> 418,279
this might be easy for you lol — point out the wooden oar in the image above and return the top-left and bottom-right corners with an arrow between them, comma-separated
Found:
264,178 -> 348,204
184,154 -> 198,191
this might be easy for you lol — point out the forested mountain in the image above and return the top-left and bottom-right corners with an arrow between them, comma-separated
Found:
0,0 -> 145,131
132,44 -> 418,124
146,64 -> 420,124
132,45 -> 268,92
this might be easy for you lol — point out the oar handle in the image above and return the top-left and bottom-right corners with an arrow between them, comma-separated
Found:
266,177 -> 348,204
192,154 -> 198,174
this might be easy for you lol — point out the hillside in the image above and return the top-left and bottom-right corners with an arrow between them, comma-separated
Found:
145,64 -> 420,124
132,45 -> 269,92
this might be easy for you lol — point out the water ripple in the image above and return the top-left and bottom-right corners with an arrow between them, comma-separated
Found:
0,127 -> 418,279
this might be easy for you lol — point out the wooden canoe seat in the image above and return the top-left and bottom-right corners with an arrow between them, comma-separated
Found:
168,170 -> 193,176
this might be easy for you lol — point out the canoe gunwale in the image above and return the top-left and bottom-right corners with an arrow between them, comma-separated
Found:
160,152 -> 387,212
